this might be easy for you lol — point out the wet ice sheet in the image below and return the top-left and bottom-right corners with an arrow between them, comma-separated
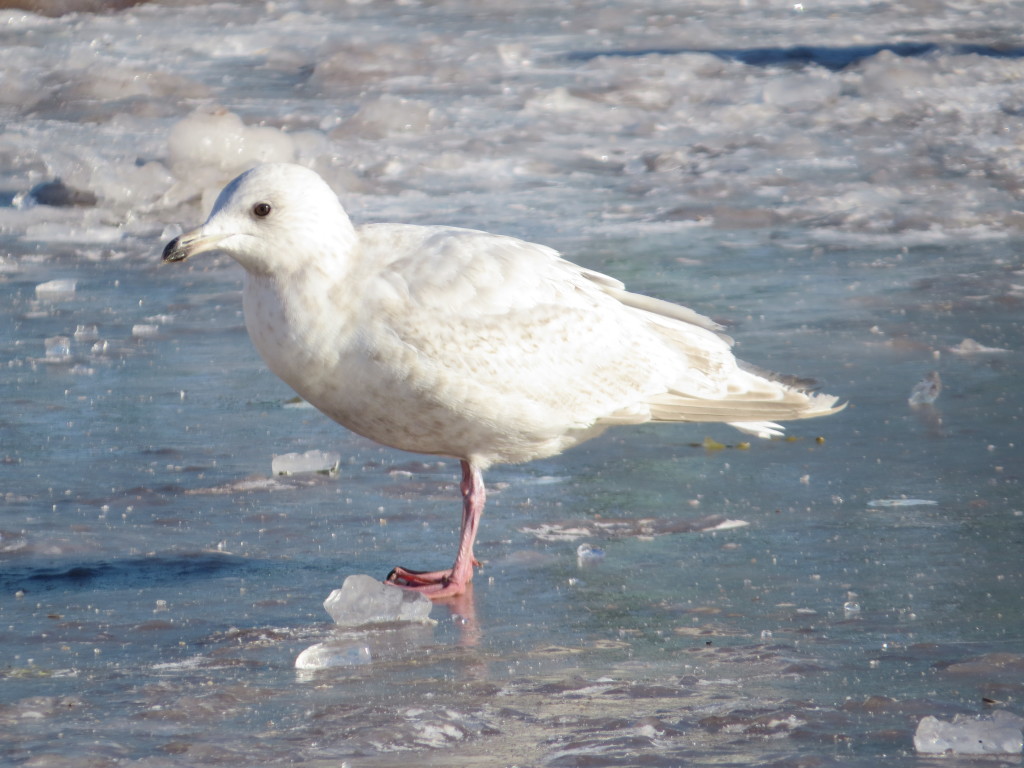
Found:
1,0 -> 1024,765
5,606 -> 1024,766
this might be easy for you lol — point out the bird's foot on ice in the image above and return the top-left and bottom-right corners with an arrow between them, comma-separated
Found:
385,561 -> 480,599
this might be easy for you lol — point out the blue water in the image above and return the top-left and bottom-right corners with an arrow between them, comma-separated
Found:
2,1 -> 1024,765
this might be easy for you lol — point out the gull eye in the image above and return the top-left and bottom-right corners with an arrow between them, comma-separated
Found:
252,202 -> 272,218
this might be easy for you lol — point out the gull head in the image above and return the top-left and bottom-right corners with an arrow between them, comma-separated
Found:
162,163 -> 356,276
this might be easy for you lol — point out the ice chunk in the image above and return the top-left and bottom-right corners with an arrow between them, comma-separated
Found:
867,498 -> 937,508
707,518 -> 750,531
949,338 -> 1010,355
35,279 -> 77,299
44,336 -> 72,360
271,449 -> 340,476
73,324 -> 99,342
859,50 -> 935,96
915,711 -> 1024,755
86,159 -> 177,210
131,324 -> 159,338
908,371 -> 941,406
167,108 -> 296,189
295,642 -> 371,670
294,624 -> 434,672
323,574 -> 434,627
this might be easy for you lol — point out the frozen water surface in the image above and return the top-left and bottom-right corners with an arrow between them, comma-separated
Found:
1,0 -> 1023,765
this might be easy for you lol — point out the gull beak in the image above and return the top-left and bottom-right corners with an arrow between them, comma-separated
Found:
161,230 -> 230,263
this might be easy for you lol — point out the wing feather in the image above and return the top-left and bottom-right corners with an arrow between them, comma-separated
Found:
356,223 -> 841,461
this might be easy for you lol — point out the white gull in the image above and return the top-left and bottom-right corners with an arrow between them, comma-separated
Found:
162,163 -> 843,597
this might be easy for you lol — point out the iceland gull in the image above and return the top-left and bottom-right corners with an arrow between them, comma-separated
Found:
162,163 -> 843,598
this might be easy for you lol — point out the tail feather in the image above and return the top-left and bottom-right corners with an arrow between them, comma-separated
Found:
645,390 -> 843,425
583,265 -> 845,438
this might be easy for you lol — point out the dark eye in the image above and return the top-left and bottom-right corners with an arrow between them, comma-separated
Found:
252,202 -> 272,218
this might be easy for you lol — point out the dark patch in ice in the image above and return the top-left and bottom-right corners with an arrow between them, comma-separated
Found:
568,42 -> 1024,71
29,179 -> 97,208
3,551 -> 248,594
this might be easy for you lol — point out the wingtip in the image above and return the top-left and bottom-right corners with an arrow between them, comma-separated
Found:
811,394 -> 848,417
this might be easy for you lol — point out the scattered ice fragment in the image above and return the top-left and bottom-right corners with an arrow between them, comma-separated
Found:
73,324 -> 99,342
131,324 -> 159,338
522,523 -> 593,541
949,338 -> 1010,355
843,601 -> 861,617
708,518 -> 750,531
35,279 -> 77,299
522,514 -> 748,541
760,630 -> 773,641
914,711 -> 1024,755
526,474 -> 566,485
576,542 -> 605,564
271,449 -> 340,476
908,371 -> 941,406
323,574 -> 434,627
867,498 -> 938,508
295,642 -> 371,670
152,656 -> 209,672
44,336 -> 72,359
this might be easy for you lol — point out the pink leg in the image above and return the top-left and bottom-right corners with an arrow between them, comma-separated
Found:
386,460 -> 485,599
